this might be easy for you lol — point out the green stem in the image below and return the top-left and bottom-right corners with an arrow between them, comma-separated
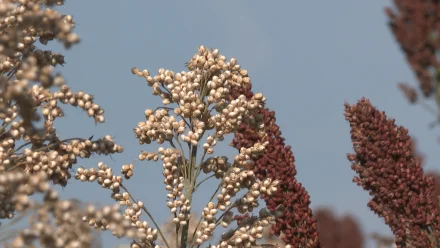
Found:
193,149 -> 208,183
180,144 -> 197,248
174,133 -> 187,172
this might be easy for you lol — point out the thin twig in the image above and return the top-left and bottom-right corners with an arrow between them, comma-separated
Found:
174,133 -> 187,168
15,137 -> 87,154
181,144 -> 198,248
193,149 -> 208,183
120,184 -> 171,248
155,106 -> 191,128
419,101 -> 438,116
194,174 -> 215,191
8,137 -> 90,171
215,203 -> 237,226
0,115 -> 19,136
189,180 -> 223,247
418,101 -> 440,128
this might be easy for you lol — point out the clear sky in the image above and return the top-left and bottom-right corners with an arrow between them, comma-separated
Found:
45,1 -> 440,247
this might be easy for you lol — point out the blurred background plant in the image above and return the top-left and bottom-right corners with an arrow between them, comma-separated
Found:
386,0 -> 440,129
0,0 -> 122,247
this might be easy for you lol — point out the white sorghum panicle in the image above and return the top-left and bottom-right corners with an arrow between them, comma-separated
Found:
129,46 -> 286,247
1,1 -> 161,247
76,162 -> 123,196
82,203 -> 162,247
12,196 -> 94,248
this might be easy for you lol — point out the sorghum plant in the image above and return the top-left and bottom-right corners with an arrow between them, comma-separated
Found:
0,1 -> 322,246
314,208 -> 363,248
154,215 -> 283,248
345,97 -> 440,247
229,77 -> 320,247
386,0 -> 440,124
76,45 -> 291,248
5,1 -> 437,247
428,172 -> 440,206
0,0 -> 123,247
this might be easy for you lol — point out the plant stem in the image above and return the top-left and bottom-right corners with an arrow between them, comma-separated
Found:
180,144 -> 197,248
193,149 -> 208,183
190,180 -> 223,247
175,210 -> 180,248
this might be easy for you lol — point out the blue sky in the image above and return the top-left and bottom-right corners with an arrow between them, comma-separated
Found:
41,1 -> 440,247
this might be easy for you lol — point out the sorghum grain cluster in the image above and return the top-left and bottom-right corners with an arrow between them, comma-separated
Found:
345,98 -> 440,247
230,78 -> 320,247
386,0 -> 440,98
76,46 -> 291,248
314,208 -> 363,248
0,1 -> 123,247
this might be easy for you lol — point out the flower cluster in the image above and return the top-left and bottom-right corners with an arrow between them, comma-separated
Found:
132,45 -> 265,154
76,162 -> 123,199
13,135 -> 122,187
200,156 -> 231,179
128,46 -> 283,248
76,163 -> 163,247
134,109 -> 185,145
427,171 -> 440,206
229,73 -> 321,247
345,97 -> 440,247
0,170 -> 94,248
11,195 -> 94,248
216,214 -> 279,248
191,141 -> 280,246
37,84 -> 106,124
0,171 -> 49,219
154,213 -> 284,248
386,0 -> 440,98
0,1 -> 126,247
83,203 -> 161,248
0,1 -> 78,131
82,204 -> 133,238
314,208 -> 363,248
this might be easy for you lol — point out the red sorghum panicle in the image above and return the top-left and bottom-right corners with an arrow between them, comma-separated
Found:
426,171 -> 440,208
230,85 -> 320,247
409,139 -> 425,167
314,209 -> 339,248
345,97 -> 440,247
314,208 -> 364,248
386,1 -> 440,97
337,215 -> 364,248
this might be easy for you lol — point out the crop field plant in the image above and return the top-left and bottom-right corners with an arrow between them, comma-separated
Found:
0,1 -> 440,248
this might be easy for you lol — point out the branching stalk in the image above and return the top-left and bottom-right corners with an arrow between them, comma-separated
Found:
120,184 -> 171,248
